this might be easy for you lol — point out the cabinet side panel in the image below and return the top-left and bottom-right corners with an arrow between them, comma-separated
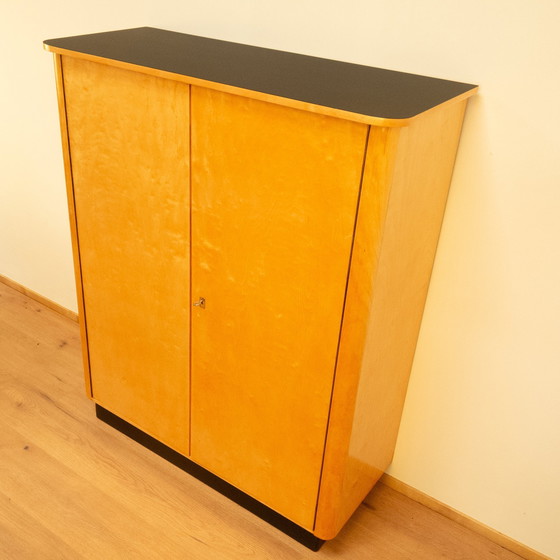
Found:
190,87 -> 368,529
53,54 -> 92,396
315,99 -> 469,539
62,57 -> 191,456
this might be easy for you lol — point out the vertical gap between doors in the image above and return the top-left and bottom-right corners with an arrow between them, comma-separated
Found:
188,84 -> 193,457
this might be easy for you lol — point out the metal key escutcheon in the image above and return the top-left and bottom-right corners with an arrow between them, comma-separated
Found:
193,297 -> 206,309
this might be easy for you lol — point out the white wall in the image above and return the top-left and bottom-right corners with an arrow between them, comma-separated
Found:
2,1 -> 560,557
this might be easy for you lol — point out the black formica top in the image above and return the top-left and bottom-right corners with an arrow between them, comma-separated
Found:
44,27 -> 477,121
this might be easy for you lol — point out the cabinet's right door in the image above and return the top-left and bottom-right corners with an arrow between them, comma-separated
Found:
190,87 -> 368,529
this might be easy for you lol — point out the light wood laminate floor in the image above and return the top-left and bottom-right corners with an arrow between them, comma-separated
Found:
0,281 -> 524,559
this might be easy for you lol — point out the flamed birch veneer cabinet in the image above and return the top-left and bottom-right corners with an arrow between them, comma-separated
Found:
44,27 -> 477,549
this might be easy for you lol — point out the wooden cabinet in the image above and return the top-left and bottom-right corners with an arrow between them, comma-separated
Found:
45,27 -> 477,548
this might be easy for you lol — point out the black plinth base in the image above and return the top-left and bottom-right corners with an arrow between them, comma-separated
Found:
95,404 -> 325,551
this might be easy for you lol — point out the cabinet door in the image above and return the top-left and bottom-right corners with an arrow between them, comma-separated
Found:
190,87 -> 368,528
62,57 -> 191,455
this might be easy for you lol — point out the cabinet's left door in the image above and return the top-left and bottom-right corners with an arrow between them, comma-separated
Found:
61,56 -> 191,455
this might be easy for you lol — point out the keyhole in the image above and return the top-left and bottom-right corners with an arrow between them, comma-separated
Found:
193,297 -> 206,309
